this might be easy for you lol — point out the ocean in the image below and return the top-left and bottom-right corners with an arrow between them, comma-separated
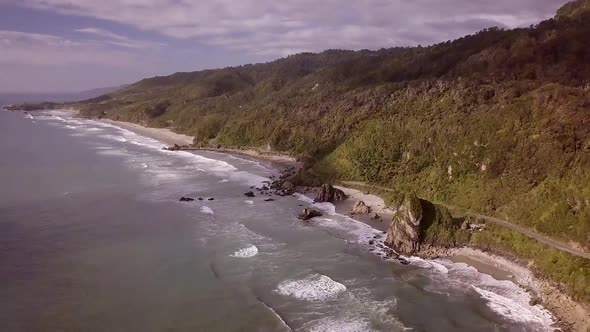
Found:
0,110 -> 555,331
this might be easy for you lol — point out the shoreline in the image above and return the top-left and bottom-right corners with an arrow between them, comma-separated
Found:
69,112 -> 589,331
102,119 -> 301,170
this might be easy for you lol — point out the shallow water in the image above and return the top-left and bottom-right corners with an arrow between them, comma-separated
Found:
0,110 -> 555,331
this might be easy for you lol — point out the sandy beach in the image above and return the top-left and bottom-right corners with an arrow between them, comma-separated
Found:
103,120 -> 194,146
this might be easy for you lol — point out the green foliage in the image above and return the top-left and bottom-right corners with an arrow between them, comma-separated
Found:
143,100 -> 171,118
420,200 -> 472,248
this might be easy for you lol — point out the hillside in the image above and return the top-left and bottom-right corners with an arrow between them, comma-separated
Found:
14,0 -> 590,303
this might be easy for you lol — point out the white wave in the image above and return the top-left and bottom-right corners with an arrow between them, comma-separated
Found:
219,179 -> 230,183
428,260 -> 449,274
473,286 -> 553,329
96,149 -> 130,157
313,215 -> 384,250
65,125 -> 78,129
406,257 -> 449,274
200,206 -> 214,215
141,163 -> 148,168
101,134 -> 128,143
306,317 -> 374,332
294,193 -> 314,204
231,245 -> 259,258
276,273 -> 346,302
432,260 -> 555,330
81,127 -> 102,132
24,114 -> 34,119
244,200 -> 254,205
312,202 -> 336,215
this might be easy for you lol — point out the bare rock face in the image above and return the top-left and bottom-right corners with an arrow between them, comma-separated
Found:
314,184 -> 347,203
384,194 -> 423,255
351,200 -> 371,215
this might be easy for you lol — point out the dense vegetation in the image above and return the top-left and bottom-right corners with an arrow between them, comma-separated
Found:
11,0 -> 589,301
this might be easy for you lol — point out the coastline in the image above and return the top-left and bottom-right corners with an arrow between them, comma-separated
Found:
74,113 -> 588,331
102,119 -> 301,170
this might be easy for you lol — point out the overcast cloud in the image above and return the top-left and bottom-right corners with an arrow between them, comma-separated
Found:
19,0 -> 568,55
0,0 -> 570,92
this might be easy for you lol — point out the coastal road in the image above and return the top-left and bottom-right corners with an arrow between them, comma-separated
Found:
341,181 -> 590,260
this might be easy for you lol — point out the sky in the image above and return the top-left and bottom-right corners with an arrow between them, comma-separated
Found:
0,0 -> 571,93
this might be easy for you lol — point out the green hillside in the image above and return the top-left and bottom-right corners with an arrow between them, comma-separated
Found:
75,0 -> 590,248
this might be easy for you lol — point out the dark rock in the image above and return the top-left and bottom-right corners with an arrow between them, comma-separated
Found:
244,191 -> 256,197
298,208 -> 322,221
198,197 -> 203,201
351,200 -> 371,215
264,198 -> 275,202
369,240 -> 375,245
372,213 -> 382,221
314,184 -> 347,203
179,197 -> 195,202
169,144 -> 181,151
281,181 -> 296,195
398,257 -> 410,265
208,198 -> 215,201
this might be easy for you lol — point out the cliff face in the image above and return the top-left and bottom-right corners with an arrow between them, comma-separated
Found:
384,195 -> 423,255
384,195 -> 469,256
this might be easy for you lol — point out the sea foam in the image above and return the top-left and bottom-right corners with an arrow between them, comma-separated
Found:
200,206 -> 214,215
276,273 -> 346,302
473,286 -> 553,329
231,245 -> 259,258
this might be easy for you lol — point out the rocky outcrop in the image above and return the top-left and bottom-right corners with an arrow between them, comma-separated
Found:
179,197 -> 195,202
244,191 -> 256,197
350,200 -> 371,215
384,194 -> 423,255
281,181 -> 296,195
314,184 -> 347,203
298,208 -> 322,221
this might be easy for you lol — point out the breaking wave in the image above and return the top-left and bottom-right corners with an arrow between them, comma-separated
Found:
276,274 -> 347,302
231,245 -> 259,258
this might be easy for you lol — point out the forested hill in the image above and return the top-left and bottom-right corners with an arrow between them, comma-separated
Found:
52,0 -> 588,254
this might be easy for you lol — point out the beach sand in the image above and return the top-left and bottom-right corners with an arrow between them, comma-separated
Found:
333,186 -> 395,232
103,120 -> 194,146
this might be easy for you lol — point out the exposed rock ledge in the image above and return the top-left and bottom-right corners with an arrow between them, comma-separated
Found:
314,184 -> 347,203
350,200 -> 371,215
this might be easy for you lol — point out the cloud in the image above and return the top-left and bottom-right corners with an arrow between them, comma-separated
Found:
75,27 -> 163,49
19,0 -> 569,56
0,30 -> 141,66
